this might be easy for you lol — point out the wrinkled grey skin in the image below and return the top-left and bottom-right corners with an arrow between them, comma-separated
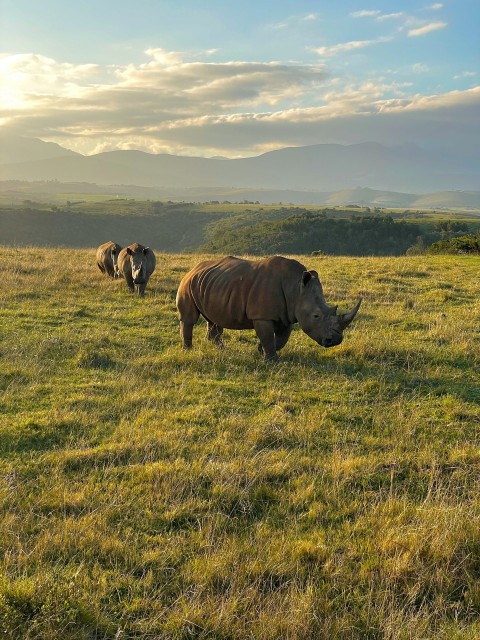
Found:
176,255 -> 361,361
96,241 -> 123,278
117,243 -> 156,296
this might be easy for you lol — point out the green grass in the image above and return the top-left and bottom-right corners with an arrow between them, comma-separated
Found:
1,248 -> 479,639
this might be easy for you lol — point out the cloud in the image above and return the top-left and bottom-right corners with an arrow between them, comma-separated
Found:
408,21 -> 447,36
412,63 -> 429,73
314,37 -> 390,57
351,10 -> 403,21
376,12 -> 404,22
376,86 -> 480,113
351,10 -> 380,18
428,3 -> 443,9
0,49 -> 478,158
453,71 -> 476,80
269,13 -> 320,30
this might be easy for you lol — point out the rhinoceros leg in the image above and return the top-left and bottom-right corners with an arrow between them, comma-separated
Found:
206,322 -> 224,347
124,272 -> 135,293
180,321 -> 195,349
253,320 -> 278,361
274,324 -> 292,352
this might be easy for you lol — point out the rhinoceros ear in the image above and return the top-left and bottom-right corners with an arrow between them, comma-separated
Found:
302,270 -> 318,286
339,299 -> 362,328
302,271 -> 312,286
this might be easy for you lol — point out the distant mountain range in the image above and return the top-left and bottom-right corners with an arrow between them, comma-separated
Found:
1,134 -> 479,208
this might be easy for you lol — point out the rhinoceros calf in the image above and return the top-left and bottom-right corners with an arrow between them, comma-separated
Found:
176,255 -> 361,361
118,243 -> 156,296
96,241 -> 123,278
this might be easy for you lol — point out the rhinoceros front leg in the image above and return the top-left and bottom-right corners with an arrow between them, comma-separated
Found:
254,320 -> 278,361
124,272 -> 135,293
274,324 -> 292,352
206,322 -> 224,347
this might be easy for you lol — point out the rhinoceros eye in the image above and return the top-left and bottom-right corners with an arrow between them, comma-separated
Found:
313,314 -> 320,319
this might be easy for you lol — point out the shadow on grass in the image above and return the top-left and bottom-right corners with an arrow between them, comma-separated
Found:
0,420 -> 85,456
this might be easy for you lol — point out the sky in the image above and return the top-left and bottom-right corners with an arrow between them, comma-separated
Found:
0,0 -> 478,158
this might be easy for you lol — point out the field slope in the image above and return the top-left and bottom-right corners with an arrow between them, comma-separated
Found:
0,248 -> 479,639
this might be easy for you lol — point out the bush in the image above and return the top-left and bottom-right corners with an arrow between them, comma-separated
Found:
426,234 -> 480,255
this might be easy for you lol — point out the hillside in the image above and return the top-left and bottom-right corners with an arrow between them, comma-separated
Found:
1,179 -> 480,210
2,199 -> 480,255
1,247 -> 479,639
1,135 -> 478,195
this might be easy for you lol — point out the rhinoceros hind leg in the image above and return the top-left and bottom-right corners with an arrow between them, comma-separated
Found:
206,322 -> 224,347
180,321 -> 196,349
177,292 -> 200,349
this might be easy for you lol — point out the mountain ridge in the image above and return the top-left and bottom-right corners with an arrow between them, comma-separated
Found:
0,134 -> 478,196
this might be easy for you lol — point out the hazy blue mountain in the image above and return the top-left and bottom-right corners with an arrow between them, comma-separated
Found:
0,136 -> 478,194
0,134 -> 80,165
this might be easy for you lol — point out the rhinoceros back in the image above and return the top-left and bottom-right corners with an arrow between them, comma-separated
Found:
183,256 -> 303,329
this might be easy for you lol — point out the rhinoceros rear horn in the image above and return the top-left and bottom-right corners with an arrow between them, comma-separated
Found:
339,299 -> 362,328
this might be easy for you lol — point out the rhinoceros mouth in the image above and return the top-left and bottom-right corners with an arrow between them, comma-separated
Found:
320,336 -> 343,348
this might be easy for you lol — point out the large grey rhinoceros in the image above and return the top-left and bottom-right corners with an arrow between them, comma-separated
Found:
96,241 -> 123,278
176,255 -> 361,361
117,243 -> 156,296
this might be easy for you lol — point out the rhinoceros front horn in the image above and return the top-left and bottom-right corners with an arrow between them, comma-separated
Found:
339,298 -> 362,328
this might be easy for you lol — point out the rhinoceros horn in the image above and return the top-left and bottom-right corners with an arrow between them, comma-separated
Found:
339,299 -> 362,328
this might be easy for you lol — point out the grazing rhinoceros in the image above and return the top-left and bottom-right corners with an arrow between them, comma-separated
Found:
96,241 -> 123,278
117,243 -> 156,295
176,255 -> 361,361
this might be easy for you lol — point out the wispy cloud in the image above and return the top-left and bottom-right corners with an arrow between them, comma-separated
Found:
351,10 -> 403,21
408,21 -> 447,36
351,10 -> 380,18
269,13 -> 320,30
454,71 -> 476,80
428,3 -> 443,9
314,37 -> 390,57
376,12 -> 404,22
412,63 -> 429,73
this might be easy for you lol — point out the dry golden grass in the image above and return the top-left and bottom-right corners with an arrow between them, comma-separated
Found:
0,247 -> 479,639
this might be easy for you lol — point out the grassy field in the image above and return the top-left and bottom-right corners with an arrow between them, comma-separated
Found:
0,247 -> 479,639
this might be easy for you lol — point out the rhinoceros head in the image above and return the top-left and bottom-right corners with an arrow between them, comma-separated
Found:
127,246 -> 150,285
295,271 -> 361,348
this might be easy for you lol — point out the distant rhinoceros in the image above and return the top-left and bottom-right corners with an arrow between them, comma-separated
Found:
176,255 -> 361,361
117,243 -> 156,295
96,241 -> 123,278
